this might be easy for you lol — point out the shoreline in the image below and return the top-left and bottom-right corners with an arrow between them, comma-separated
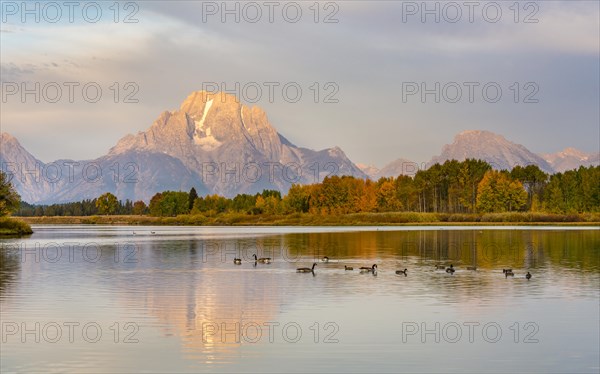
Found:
0,217 -> 34,237
16,213 -> 600,227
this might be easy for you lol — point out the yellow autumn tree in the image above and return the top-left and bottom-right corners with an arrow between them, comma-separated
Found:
376,178 -> 402,212
96,192 -> 119,215
358,179 -> 378,212
476,170 -> 528,213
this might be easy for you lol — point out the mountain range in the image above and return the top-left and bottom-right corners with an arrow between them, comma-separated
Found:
1,91 -> 597,204
357,130 -> 598,179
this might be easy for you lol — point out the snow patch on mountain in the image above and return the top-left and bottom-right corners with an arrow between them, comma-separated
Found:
193,98 -> 222,150
240,106 -> 248,130
195,126 -> 223,151
193,99 -> 213,134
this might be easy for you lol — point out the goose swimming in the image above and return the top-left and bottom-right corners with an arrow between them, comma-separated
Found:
297,263 -> 317,273
360,264 -> 378,273
253,254 -> 271,264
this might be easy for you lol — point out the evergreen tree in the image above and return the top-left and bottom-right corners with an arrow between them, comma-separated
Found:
188,187 -> 198,212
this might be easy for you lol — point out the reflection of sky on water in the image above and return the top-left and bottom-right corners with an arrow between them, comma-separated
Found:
1,226 -> 598,373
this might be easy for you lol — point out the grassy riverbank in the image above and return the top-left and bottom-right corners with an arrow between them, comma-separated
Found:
0,217 -> 34,236
18,212 -> 600,226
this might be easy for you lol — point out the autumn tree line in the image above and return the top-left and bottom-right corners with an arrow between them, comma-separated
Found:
11,160 -> 600,217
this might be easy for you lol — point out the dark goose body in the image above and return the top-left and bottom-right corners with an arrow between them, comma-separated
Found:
253,254 -> 271,264
297,263 -> 317,273
360,264 -> 378,273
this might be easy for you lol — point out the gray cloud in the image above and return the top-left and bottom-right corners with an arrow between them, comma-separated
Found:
1,0 -> 598,166
0,62 -> 37,82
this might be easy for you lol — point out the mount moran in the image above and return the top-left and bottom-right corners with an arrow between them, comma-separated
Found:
1,91 -> 597,204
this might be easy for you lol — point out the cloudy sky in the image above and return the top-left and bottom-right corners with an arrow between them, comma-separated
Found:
1,1 -> 598,167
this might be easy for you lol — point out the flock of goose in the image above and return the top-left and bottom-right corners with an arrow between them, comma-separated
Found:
134,230 -> 533,280
135,230 -> 532,279
234,255 -> 533,279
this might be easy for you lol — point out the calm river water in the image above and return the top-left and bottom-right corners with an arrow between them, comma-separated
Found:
1,225 -> 598,373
